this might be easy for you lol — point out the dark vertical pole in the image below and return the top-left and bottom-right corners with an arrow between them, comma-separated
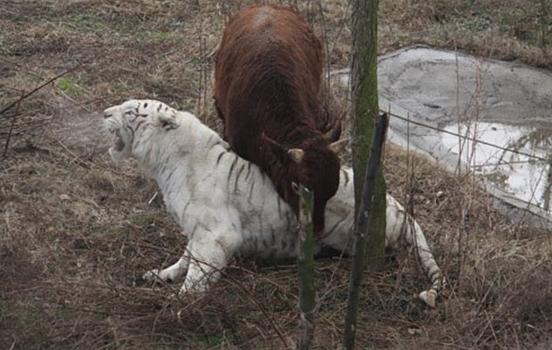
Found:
343,113 -> 388,350
297,185 -> 315,350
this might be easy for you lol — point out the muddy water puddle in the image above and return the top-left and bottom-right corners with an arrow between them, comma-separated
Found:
441,122 -> 552,210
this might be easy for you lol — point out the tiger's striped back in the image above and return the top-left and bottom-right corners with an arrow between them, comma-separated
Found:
103,99 -> 443,306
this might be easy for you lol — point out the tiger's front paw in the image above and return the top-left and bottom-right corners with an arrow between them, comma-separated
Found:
178,279 -> 209,296
143,269 -> 164,283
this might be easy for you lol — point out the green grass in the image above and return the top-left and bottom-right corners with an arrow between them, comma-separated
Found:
144,30 -> 171,40
56,77 -> 83,98
192,331 -> 238,348
68,13 -> 114,35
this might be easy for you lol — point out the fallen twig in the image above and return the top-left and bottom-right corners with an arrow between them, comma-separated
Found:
2,100 -> 21,157
0,65 -> 80,117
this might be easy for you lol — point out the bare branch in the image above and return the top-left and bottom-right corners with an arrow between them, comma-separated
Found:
0,65 -> 80,117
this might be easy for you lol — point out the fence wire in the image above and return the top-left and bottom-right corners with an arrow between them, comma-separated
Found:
381,109 -> 550,163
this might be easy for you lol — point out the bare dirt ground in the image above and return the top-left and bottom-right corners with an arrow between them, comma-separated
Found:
1,0 -> 552,349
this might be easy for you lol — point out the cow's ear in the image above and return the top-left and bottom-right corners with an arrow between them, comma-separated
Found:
262,133 -> 304,165
262,133 -> 287,161
323,124 -> 342,143
328,138 -> 349,154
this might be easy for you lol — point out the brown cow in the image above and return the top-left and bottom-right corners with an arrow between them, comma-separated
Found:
214,4 -> 343,236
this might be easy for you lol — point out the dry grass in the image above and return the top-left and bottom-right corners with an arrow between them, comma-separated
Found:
1,0 -> 552,349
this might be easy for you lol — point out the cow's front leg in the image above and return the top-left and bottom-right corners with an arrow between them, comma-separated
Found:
179,229 -> 241,295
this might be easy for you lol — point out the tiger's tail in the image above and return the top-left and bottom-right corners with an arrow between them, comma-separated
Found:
386,195 -> 445,307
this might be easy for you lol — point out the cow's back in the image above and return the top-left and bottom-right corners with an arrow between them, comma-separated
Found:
214,4 -> 324,155
214,4 -> 341,236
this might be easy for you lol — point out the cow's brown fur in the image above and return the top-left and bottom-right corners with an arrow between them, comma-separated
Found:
214,4 -> 341,235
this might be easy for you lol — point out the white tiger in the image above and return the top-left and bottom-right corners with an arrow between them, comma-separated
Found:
103,99 -> 444,307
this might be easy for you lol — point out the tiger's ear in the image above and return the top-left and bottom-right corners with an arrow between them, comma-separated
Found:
158,113 -> 179,130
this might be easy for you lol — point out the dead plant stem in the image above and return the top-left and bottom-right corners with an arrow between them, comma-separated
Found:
0,65 -> 80,117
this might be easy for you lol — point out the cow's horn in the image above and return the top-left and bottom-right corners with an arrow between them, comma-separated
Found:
288,148 -> 304,164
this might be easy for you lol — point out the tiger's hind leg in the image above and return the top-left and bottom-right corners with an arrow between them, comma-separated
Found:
143,251 -> 190,283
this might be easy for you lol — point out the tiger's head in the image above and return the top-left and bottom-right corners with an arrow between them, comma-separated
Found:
103,99 -> 180,161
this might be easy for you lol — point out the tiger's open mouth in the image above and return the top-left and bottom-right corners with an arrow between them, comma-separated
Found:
111,129 -> 125,152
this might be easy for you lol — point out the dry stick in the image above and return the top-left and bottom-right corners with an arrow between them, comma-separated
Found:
3,104 -> 21,157
202,35 -> 208,117
544,159 -> 552,211
540,0 -> 548,49
342,112 -> 389,350
398,110 -> 415,300
316,0 -> 331,92
0,65 -> 80,117
296,184 -> 315,350
455,48 -> 462,174
196,16 -> 204,118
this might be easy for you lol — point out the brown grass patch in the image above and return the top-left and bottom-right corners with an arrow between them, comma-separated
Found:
2,0 -> 552,348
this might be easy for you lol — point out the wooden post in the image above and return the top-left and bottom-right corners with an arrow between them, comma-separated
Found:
296,184 -> 315,350
343,113 -> 389,350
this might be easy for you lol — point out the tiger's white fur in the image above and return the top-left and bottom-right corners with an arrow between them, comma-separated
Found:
103,99 -> 443,307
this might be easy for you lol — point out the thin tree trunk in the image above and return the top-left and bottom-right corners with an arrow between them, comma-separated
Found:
343,0 -> 386,347
540,0 -> 548,49
342,114 -> 388,350
351,0 -> 386,269
297,185 -> 315,350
